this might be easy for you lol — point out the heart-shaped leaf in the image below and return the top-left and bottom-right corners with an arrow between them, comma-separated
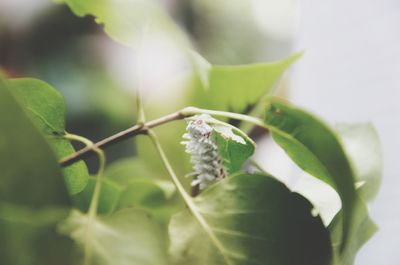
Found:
169,173 -> 331,265
190,52 -> 302,114
59,209 -> 169,265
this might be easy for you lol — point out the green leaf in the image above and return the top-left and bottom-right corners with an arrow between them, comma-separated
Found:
0,77 -> 70,208
73,158 -> 180,222
328,124 -> 381,265
105,158 -> 175,198
205,117 -> 255,173
106,158 -> 180,222
72,177 -> 122,215
0,75 -> 73,265
292,172 -> 342,226
0,204 -> 73,265
336,123 -> 383,201
190,52 -> 302,113
57,0 -> 187,48
169,173 -> 331,265
59,209 -> 169,265
328,203 -> 377,265
263,98 -> 378,263
264,99 -> 357,241
8,78 -> 89,195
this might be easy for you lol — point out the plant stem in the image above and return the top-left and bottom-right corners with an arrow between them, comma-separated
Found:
147,129 -> 233,265
64,133 -> 106,265
250,159 -> 265,173
59,106 -> 267,167
59,110 -> 184,167
136,88 -> 146,124
135,21 -> 150,124
146,130 -> 190,202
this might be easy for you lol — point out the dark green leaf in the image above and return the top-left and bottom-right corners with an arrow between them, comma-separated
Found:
8,78 -> 89,195
169,173 -> 331,265
0,77 -> 69,208
0,75 -> 73,265
264,99 -> 357,243
263,98 -> 378,263
0,204 -> 73,265
291,172 -> 342,226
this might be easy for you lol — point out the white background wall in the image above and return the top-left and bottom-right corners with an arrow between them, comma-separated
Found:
292,1 -> 400,264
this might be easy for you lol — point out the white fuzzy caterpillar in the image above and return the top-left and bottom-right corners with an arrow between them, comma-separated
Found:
181,114 -> 227,191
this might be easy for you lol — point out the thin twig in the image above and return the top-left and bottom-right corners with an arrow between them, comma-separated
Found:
59,110 -> 185,167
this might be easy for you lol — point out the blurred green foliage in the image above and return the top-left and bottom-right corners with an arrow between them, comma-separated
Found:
0,1 -> 382,265
0,75 -> 73,265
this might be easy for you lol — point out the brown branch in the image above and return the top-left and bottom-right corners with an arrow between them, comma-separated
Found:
59,110 -> 186,167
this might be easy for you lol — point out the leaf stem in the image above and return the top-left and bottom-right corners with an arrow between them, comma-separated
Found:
136,87 -> 146,124
64,133 -> 106,215
250,159 -> 265,173
64,133 -> 106,265
147,129 -> 233,265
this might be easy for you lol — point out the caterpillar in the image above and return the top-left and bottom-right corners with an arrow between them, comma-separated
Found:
181,114 -> 227,192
